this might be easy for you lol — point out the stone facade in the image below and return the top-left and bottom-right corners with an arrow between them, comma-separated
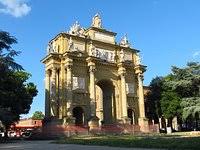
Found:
41,14 -> 149,133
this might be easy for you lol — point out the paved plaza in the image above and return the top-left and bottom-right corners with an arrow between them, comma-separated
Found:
0,140 -> 163,150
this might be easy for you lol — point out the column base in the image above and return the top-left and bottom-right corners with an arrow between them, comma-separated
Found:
63,116 -> 75,125
43,116 -> 63,125
88,116 -> 100,133
138,117 -> 149,133
121,116 -> 131,124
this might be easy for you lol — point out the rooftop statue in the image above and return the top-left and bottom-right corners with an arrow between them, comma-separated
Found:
120,34 -> 130,47
69,21 -> 85,36
92,13 -> 102,28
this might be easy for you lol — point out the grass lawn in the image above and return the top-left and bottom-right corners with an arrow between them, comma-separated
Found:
55,134 -> 200,150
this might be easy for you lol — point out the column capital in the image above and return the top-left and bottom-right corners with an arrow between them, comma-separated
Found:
66,57 -> 73,63
65,64 -> 73,70
87,61 -> 96,67
89,65 -> 96,73
87,58 -> 96,73
134,64 -> 147,74
51,65 -> 60,71
65,58 -> 73,65
86,56 -> 96,65
51,68 -> 57,75
137,73 -> 144,80
45,69 -> 51,75
65,58 -> 73,70
118,67 -> 126,76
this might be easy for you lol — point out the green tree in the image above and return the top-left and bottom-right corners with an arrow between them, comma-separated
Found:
181,97 -> 200,120
0,31 -> 23,70
0,31 -> 38,137
165,62 -> 200,121
160,91 -> 182,121
32,111 -> 44,120
146,76 -> 163,122
166,62 -> 200,98
148,62 -> 200,130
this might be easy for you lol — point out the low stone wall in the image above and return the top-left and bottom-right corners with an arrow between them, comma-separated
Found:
42,124 -> 89,137
149,124 -> 159,133
40,123 -> 159,138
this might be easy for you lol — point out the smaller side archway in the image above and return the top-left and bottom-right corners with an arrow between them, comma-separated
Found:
128,108 -> 135,125
73,107 -> 84,125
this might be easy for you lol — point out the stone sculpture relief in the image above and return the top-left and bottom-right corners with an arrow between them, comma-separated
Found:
68,37 -> 74,51
69,21 -> 85,36
73,77 -> 85,90
89,42 -> 96,56
47,43 -> 54,53
119,49 -> 125,62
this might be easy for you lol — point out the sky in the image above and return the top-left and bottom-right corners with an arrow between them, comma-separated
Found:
0,0 -> 200,118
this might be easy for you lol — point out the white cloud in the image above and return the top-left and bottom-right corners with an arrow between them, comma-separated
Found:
192,51 -> 200,58
0,0 -> 31,18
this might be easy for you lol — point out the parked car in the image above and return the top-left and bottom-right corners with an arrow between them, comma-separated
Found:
0,132 -> 4,137
21,130 -> 32,138
8,131 -> 16,137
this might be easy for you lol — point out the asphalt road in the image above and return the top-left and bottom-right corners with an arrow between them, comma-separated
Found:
0,140 -> 164,150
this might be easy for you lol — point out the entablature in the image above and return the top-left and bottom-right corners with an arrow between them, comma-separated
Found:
42,14 -> 146,74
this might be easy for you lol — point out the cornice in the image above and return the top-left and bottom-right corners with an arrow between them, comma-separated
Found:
47,32 -> 140,53
134,64 -> 147,73
85,26 -> 117,36
41,53 -> 62,64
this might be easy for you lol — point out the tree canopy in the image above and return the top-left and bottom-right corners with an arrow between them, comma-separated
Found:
0,31 -> 38,132
166,62 -> 200,120
0,31 -> 23,70
160,91 -> 181,119
145,76 -> 163,121
146,62 -> 200,126
32,111 -> 44,120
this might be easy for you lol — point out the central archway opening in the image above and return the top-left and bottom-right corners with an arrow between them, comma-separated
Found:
73,107 -> 84,125
96,80 -> 115,124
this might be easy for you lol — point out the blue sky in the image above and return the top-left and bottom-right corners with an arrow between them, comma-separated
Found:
0,0 -> 200,118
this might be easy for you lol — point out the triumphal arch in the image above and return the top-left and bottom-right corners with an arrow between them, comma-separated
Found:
42,14 -> 148,132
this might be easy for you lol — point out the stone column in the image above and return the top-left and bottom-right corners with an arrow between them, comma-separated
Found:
95,86 -> 103,124
57,68 -> 62,120
137,72 -> 149,132
45,70 -> 50,118
87,58 -> 99,130
50,67 -> 58,117
118,65 -> 129,123
152,119 -> 155,125
172,116 -> 178,131
99,87 -> 103,123
89,64 -> 96,117
62,66 -> 67,118
159,117 -> 162,129
137,73 -> 145,118
165,118 -> 168,127
65,58 -> 74,119
60,62 -> 66,119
